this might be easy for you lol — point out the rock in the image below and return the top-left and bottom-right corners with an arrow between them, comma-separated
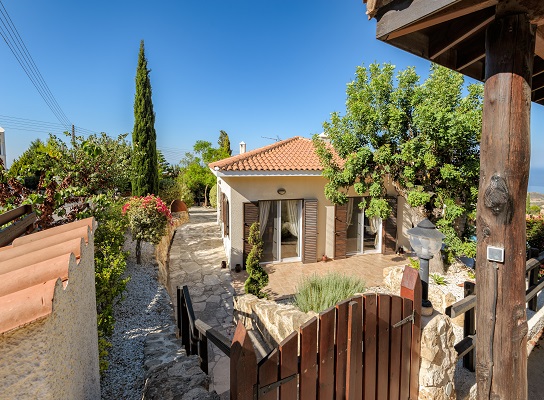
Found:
383,265 -> 405,293
428,287 -> 457,316
142,355 -> 220,400
419,313 -> 457,399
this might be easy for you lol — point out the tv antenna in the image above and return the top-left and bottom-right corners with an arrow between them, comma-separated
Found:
261,135 -> 282,142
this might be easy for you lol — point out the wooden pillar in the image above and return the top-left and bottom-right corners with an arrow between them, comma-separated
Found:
475,12 -> 535,400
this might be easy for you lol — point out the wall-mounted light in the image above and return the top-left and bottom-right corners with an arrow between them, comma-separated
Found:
277,188 -> 286,195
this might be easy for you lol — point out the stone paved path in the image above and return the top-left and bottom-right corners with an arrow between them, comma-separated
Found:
167,207 -> 234,398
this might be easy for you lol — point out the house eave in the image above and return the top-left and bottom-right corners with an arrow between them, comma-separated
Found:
212,170 -> 324,178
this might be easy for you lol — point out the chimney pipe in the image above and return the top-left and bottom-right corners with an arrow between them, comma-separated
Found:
239,141 -> 246,154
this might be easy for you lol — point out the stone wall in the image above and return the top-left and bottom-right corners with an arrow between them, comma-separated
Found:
234,294 -> 313,348
155,211 -> 189,289
0,237 -> 100,399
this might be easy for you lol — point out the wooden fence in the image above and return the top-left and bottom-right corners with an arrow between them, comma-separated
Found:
178,267 -> 422,399
446,250 -> 544,371
231,267 -> 422,400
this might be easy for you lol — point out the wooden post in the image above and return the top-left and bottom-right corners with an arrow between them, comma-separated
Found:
476,11 -> 535,400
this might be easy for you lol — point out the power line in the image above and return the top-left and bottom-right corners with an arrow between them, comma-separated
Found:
0,1 -> 71,128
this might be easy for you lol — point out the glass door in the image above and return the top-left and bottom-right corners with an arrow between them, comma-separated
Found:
259,200 -> 301,263
346,197 -> 382,255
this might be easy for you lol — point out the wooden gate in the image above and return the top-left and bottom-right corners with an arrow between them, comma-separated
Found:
231,267 -> 421,400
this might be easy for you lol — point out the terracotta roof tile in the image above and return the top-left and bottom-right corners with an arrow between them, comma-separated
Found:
209,136 -> 327,172
0,218 -> 95,334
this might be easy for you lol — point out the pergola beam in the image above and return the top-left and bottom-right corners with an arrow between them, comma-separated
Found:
430,8 -> 495,59
377,0 -> 498,40
455,31 -> 486,71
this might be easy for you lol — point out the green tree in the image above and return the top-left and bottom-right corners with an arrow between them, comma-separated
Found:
244,222 -> 268,297
314,63 -> 483,261
132,40 -> 159,196
218,130 -> 232,156
178,139 -> 230,206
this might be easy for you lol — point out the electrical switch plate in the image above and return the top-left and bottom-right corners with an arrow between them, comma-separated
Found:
487,246 -> 504,263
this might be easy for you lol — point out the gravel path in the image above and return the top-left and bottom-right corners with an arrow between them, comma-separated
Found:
100,238 -> 175,400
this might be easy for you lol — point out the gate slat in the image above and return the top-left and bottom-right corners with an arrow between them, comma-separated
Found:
258,348 -> 279,400
335,299 -> 350,399
345,299 -> 363,399
300,317 -> 318,399
279,331 -> 298,400
363,294 -> 378,400
318,307 -> 336,400
231,322 -> 257,400
388,296 -> 403,400
399,298 -> 413,399
377,295 -> 391,400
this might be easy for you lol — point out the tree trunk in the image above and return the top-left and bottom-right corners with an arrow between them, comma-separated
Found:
204,184 -> 209,207
136,238 -> 142,265
475,13 -> 534,400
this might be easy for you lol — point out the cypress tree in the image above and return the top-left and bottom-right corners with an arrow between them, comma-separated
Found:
132,40 -> 159,196
218,130 -> 232,156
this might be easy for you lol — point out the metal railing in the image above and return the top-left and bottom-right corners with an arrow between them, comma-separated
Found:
446,251 -> 544,371
176,285 -> 231,374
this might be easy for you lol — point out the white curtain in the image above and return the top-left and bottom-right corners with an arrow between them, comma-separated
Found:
285,200 -> 299,237
370,216 -> 381,247
346,198 -> 354,227
259,201 -> 271,238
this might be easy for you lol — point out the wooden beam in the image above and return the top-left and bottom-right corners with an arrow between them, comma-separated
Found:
531,87 -> 544,103
475,13 -> 534,400
430,7 -> 495,59
531,73 -> 544,91
533,56 -> 544,76
456,30 -> 486,71
535,26 -> 544,60
378,0 -> 498,40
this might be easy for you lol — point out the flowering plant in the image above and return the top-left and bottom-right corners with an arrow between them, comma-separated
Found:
122,195 -> 172,263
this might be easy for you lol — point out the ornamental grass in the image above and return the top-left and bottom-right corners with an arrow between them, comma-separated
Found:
294,273 -> 366,313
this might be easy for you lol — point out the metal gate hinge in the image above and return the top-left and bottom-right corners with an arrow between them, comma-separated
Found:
393,311 -> 414,328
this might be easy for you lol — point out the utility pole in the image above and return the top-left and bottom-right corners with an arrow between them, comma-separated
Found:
71,124 -> 76,161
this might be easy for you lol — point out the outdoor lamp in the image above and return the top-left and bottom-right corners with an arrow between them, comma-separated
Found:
407,218 -> 445,316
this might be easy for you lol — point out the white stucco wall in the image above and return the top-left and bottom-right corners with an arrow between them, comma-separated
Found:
0,236 -> 100,399
219,174 -> 332,268
216,172 -> 408,268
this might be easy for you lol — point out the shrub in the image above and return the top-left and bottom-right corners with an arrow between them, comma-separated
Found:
123,195 -> 172,264
244,222 -> 269,298
527,217 -> 544,251
294,273 -> 366,313
158,177 -> 181,205
75,193 -> 129,374
179,181 -> 195,208
430,273 -> 447,285
209,184 -> 218,209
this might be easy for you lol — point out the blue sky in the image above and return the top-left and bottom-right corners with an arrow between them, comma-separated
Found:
1,0 -> 544,187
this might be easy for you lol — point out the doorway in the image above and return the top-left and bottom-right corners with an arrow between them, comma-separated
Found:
345,197 -> 382,255
260,200 -> 302,263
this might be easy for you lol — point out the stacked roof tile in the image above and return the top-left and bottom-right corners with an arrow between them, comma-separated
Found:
209,136 -> 327,172
0,218 -> 95,334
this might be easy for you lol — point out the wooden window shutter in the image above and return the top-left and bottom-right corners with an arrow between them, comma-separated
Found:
302,199 -> 318,264
334,203 -> 348,259
383,196 -> 398,254
243,202 -> 259,268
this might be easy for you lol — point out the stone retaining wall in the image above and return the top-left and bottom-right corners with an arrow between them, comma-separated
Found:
234,294 -> 314,348
155,212 -> 189,289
